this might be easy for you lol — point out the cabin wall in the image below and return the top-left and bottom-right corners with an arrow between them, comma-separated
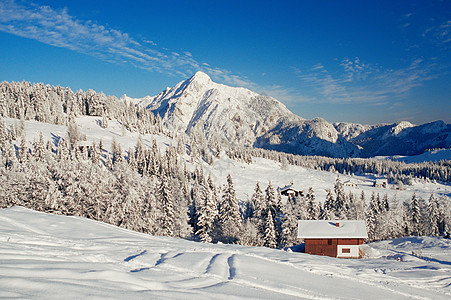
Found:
305,239 -> 337,257
337,245 -> 360,258
305,238 -> 363,258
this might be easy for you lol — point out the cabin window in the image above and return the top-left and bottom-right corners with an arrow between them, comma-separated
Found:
342,248 -> 351,254
328,239 -> 332,245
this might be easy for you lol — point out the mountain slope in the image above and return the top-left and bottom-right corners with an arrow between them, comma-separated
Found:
124,71 -> 449,158
137,71 -> 298,146
132,72 -> 360,157
342,120 -> 451,157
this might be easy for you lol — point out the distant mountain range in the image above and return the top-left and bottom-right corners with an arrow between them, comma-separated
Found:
123,72 -> 450,158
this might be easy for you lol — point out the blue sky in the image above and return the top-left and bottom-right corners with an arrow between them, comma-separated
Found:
0,0 -> 450,124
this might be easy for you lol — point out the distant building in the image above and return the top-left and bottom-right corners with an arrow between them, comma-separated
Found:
297,220 -> 368,258
277,184 -> 303,198
343,180 -> 358,188
77,141 -> 92,152
373,179 -> 388,188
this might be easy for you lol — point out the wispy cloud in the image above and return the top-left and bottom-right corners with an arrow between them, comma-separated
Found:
0,1 -> 256,86
293,57 -> 435,104
426,20 -> 451,45
0,0 -> 303,104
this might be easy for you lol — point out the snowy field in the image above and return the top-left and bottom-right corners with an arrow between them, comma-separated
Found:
0,207 -> 450,299
5,116 -> 451,204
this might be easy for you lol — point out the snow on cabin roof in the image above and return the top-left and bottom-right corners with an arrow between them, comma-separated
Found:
297,220 -> 368,239
77,141 -> 92,147
278,185 -> 300,192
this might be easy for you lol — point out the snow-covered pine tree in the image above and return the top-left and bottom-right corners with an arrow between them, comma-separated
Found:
56,138 -> 69,161
357,190 -> 366,220
264,209 -> 277,248
321,189 -> 334,220
67,117 -> 79,149
346,192 -> 357,219
91,142 -> 100,165
218,174 -> 242,243
249,182 -> 266,244
265,181 -> 282,221
292,191 -> 308,220
306,187 -> 320,220
190,178 -> 202,234
127,147 -> 137,171
249,182 -> 264,221
426,194 -> 441,236
0,116 -> 7,153
81,144 -> 88,160
134,136 -> 145,175
280,196 -> 298,248
33,132 -> 46,160
195,177 -> 218,243
101,111 -> 108,128
9,120 -> 18,141
157,169 -> 176,237
382,193 -> 390,212
115,143 -> 124,164
333,176 -> 346,219
19,133 -> 29,163
409,193 -> 422,236
366,192 -> 380,241
105,153 -> 113,170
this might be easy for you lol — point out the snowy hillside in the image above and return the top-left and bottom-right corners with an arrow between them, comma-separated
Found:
392,149 -> 451,163
1,207 -> 450,299
4,116 -> 450,204
336,121 -> 451,157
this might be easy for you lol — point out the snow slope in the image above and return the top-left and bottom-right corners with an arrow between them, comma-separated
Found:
390,149 -> 451,164
1,207 -> 450,299
341,121 -> 451,157
5,116 -> 451,203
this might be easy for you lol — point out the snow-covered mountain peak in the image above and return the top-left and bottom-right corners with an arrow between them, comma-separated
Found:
189,71 -> 212,86
132,72 -> 362,156
382,121 -> 415,139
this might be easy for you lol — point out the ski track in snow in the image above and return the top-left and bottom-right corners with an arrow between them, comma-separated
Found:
1,207 -> 450,299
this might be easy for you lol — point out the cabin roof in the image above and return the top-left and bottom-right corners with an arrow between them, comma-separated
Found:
278,184 -> 301,192
77,141 -> 92,147
297,220 -> 368,239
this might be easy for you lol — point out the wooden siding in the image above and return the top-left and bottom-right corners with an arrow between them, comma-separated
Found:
305,238 -> 364,258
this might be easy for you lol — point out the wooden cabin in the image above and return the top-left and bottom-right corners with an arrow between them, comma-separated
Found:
297,220 -> 368,258
278,184 -> 303,198
373,179 -> 388,188
343,180 -> 358,188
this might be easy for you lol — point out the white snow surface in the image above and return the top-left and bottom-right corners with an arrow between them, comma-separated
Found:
388,149 -> 451,164
1,206 -> 450,299
297,220 -> 368,239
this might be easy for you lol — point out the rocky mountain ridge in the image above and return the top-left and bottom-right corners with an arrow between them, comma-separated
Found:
124,72 -> 450,158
